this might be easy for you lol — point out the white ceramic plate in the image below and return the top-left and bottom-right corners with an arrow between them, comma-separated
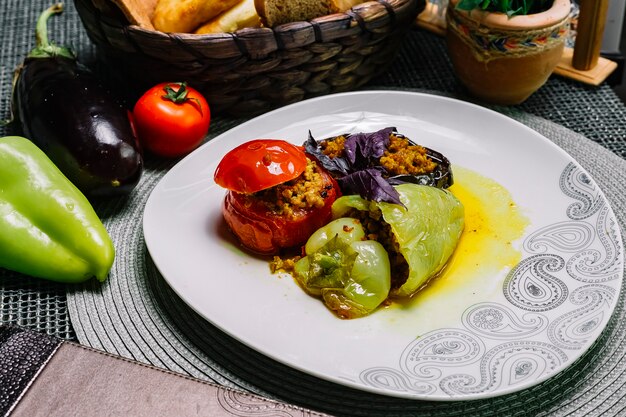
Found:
143,91 -> 623,401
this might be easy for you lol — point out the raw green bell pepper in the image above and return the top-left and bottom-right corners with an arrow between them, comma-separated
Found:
0,136 -> 115,283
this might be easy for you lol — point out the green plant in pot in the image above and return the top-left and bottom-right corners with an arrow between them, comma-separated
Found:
446,0 -> 571,105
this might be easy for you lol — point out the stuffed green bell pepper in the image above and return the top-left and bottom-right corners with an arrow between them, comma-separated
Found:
294,218 -> 391,319
332,184 -> 465,298
0,136 -> 115,283
294,183 -> 464,318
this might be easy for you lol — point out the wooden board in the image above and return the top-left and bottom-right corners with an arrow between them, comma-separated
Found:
554,47 -> 619,86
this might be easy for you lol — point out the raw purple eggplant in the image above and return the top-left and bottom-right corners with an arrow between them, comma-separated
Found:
11,4 -> 142,197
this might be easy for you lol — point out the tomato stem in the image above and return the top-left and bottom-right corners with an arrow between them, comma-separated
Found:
162,82 -> 203,116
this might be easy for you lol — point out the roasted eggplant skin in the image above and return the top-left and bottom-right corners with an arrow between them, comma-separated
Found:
11,5 -> 142,197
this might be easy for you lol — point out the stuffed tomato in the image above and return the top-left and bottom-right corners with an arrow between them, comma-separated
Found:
214,139 -> 340,255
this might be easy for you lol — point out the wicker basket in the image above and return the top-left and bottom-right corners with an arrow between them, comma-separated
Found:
73,0 -> 424,116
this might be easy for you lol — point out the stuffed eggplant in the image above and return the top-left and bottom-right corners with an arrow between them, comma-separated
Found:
293,183 -> 465,319
304,127 -> 452,205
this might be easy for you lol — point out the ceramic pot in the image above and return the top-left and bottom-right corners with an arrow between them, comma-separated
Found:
445,0 -> 571,105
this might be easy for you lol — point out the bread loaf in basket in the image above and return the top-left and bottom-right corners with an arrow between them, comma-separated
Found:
73,0 -> 424,116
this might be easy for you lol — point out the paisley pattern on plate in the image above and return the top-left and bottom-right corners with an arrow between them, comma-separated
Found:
216,390 -> 310,417
359,163 -> 622,397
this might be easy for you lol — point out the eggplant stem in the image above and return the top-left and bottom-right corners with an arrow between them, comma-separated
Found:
36,3 -> 64,49
28,3 -> 74,60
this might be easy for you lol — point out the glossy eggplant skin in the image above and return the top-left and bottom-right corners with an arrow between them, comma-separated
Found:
13,55 -> 143,197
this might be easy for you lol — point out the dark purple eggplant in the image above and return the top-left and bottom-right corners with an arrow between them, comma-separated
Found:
11,4 -> 142,197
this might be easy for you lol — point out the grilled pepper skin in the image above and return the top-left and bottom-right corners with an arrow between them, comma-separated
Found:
11,4 -> 142,197
0,136 -> 115,283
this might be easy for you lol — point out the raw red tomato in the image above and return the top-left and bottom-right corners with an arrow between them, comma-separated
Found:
214,139 -> 307,193
132,82 -> 210,157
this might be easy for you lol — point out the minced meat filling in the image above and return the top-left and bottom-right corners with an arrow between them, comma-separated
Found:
270,255 -> 300,274
320,135 -> 345,159
321,133 -> 437,176
345,208 -> 409,291
381,135 -> 437,176
249,159 -> 331,220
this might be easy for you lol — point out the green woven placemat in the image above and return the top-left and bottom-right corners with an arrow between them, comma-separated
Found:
66,96 -> 626,416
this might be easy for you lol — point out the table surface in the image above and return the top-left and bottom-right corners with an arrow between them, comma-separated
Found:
2,1 -> 626,416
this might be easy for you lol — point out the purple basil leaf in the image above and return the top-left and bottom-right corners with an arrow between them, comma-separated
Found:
338,167 -> 404,206
344,127 -> 395,170
304,131 -> 350,176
